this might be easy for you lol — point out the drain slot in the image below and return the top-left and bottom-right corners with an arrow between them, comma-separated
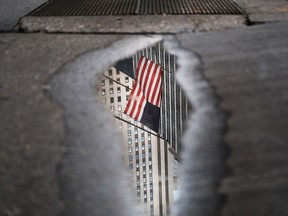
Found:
28,0 -> 244,16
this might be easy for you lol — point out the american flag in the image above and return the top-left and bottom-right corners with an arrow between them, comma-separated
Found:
124,56 -> 163,132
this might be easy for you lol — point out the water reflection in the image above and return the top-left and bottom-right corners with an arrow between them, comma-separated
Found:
97,43 -> 189,216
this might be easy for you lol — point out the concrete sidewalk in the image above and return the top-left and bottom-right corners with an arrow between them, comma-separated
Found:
233,0 -> 288,22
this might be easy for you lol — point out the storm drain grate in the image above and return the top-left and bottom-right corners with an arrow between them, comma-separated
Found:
28,0 -> 244,16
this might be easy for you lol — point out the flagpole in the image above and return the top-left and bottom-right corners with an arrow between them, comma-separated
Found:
114,115 -> 164,140
103,75 -> 132,90
114,115 -> 181,162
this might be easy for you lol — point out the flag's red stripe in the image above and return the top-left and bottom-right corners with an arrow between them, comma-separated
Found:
143,61 -> 154,97
124,99 -> 131,114
135,94 -> 145,120
148,66 -> 161,104
150,68 -> 162,106
146,65 -> 159,103
131,84 -> 142,118
136,56 -> 144,78
130,101 -> 137,119
139,58 -> 148,89
155,69 -> 163,106
124,80 -> 138,114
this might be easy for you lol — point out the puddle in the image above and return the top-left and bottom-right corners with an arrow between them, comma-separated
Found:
49,35 -> 225,216
96,42 -> 190,216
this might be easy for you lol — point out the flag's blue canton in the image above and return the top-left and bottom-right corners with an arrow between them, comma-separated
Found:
140,101 -> 160,132
114,57 -> 134,79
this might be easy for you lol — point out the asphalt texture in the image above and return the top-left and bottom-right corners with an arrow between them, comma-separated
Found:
177,21 -> 288,216
0,0 -> 46,31
1,0 -> 288,216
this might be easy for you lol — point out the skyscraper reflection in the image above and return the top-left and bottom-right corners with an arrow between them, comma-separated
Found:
98,44 -> 189,216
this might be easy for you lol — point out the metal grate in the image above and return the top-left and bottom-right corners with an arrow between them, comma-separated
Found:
28,0 -> 244,16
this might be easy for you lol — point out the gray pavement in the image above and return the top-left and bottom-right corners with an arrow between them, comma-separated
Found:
19,15 -> 246,33
0,0 -> 46,31
1,0 -> 288,216
233,0 -> 288,22
176,21 -> 288,216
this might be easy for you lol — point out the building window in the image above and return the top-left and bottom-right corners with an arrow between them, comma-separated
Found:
125,77 -> 129,83
143,162 -> 146,167
135,146 -> 139,151
149,161 -> 152,165
110,106 -> 114,112
134,120 -> 138,125
127,122 -> 131,127
108,69 -> 112,76
143,170 -> 146,175
136,154 -> 139,159
128,138 -> 132,145
126,95 -> 129,101
142,145 -> 145,150
142,153 -> 145,158
110,88 -> 113,94
129,163 -> 133,170
136,163 -> 139,168
149,153 -> 152,158
148,143 -> 151,149
126,87 -> 129,92
143,178 -> 146,183
149,177 -> 153,182
134,130 -> 138,135
117,78 -> 120,82
136,171 -> 140,176
128,130 -> 131,136
117,87 -> 121,93
148,135 -> 151,140
141,137 -> 145,142
118,105 -> 122,111
141,130 -> 144,134
135,138 -> 138,143
129,155 -> 133,161
101,80 -> 105,86
117,96 -> 121,102
116,70 -> 120,75
128,147 -> 132,153
101,89 -> 106,95
101,98 -> 106,103
110,97 -> 114,103
109,79 -> 113,85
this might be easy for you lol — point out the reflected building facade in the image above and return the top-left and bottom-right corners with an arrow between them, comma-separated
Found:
133,43 -> 190,155
98,43 -> 189,216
